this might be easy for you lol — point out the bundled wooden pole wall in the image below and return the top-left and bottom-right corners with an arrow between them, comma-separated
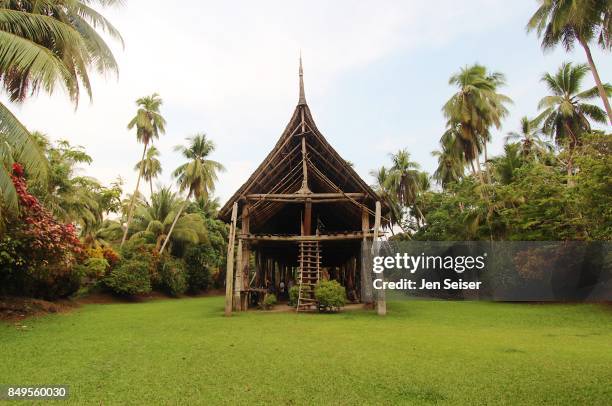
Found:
224,203 -> 238,316
234,239 -> 243,310
361,207 -> 373,305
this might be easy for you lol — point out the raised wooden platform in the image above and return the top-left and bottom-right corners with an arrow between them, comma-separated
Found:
241,232 -> 371,241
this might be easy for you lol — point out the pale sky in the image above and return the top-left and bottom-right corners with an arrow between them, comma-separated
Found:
5,0 -> 612,204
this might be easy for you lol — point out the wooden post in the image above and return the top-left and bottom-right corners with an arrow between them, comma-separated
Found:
373,201 -> 386,316
234,238 -> 243,310
303,199 -> 312,236
240,204 -> 250,310
361,207 -> 373,305
224,203 -> 238,316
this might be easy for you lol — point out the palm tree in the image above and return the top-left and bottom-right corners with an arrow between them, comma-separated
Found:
386,149 -> 425,228
388,149 -> 421,207
492,143 -> 525,185
504,116 -> 554,159
135,146 -> 162,196
535,62 -> 611,180
82,219 -> 123,249
0,1 -> 123,103
190,195 -> 221,218
527,0 -> 612,123
443,64 -> 512,183
130,187 -> 207,252
121,94 -> 166,247
432,128 -> 466,188
159,134 -> 224,254
369,166 -> 401,233
0,1 -> 122,220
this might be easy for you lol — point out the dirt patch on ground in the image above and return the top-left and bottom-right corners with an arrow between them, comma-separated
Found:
0,297 -> 78,322
257,302 -> 370,313
1,290 -> 228,322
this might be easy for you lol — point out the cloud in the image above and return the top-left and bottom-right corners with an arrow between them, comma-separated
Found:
3,0 -> 527,204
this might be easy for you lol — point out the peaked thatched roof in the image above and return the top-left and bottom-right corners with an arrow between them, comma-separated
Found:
219,61 -> 384,233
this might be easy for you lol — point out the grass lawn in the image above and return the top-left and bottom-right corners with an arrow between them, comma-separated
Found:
1,297 -> 611,405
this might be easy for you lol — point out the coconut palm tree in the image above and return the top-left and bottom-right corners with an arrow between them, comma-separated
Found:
385,149 -> 426,229
535,62 -> 611,180
504,116 -> 554,160
432,127 -> 466,188
82,219 -> 123,249
121,94 -> 166,247
492,143 -> 525,185
443,64 -> 512,183
0,1 -> 122,220
159,134 -> 224,254
527,0 -> 612,123
388,149 -> 421,208
190,195 -> 221,218
135,146 -> 162,196
130,186 -> 207,252
0,0 -> 123,103
370,166 -> 401,233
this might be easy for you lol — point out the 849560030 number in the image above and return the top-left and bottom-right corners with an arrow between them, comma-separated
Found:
1,385 -> 69,400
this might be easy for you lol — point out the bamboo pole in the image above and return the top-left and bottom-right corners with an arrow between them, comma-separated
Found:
224,203 -> 238,316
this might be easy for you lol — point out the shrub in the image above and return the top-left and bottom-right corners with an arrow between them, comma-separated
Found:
183,245 -> 213,293
102,247 -> 120,268
76,257 -> 109,279
262,293 -> 277,309
288,285 -> 300,307
120,240 -> 160,284
158,257 -> 187,297
315,280 -> 346,312
0,164 -> 83,299
104,260 -> 151,296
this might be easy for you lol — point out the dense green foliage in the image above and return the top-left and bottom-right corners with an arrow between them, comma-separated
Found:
183,245 -> 214,293
288,285 -> 300,307
315,280 -> 347,312
411,134 -> 611,241
104,260 -> 152,296
262,293 -> 277,309
157,257 -> 188,297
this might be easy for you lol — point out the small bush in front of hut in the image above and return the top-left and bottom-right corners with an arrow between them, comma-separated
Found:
315,280 -> 346,313
288,285 -> 300,307
262,293 -> 277,309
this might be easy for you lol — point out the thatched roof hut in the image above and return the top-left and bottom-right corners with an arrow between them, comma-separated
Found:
220,59 -> 386,313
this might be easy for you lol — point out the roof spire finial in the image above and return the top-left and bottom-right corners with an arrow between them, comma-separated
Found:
298,51 -> 306,105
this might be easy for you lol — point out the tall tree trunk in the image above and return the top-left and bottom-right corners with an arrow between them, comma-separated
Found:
473,144 -> 487,186
470,160 -> 478,177
159,198 -> 189,254
579,39 -> 612,124
564,122 -> 577,187
482,142 -> 491,183
149,178 -> 153,197
120,142 -> 148,247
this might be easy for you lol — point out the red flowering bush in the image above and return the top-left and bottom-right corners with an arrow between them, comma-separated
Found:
0,164 -> 84,298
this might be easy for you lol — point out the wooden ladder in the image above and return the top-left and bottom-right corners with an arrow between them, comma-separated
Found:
297,240 -> 321,312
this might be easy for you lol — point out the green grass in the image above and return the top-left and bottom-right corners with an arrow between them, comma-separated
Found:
1,298 -> 611,405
